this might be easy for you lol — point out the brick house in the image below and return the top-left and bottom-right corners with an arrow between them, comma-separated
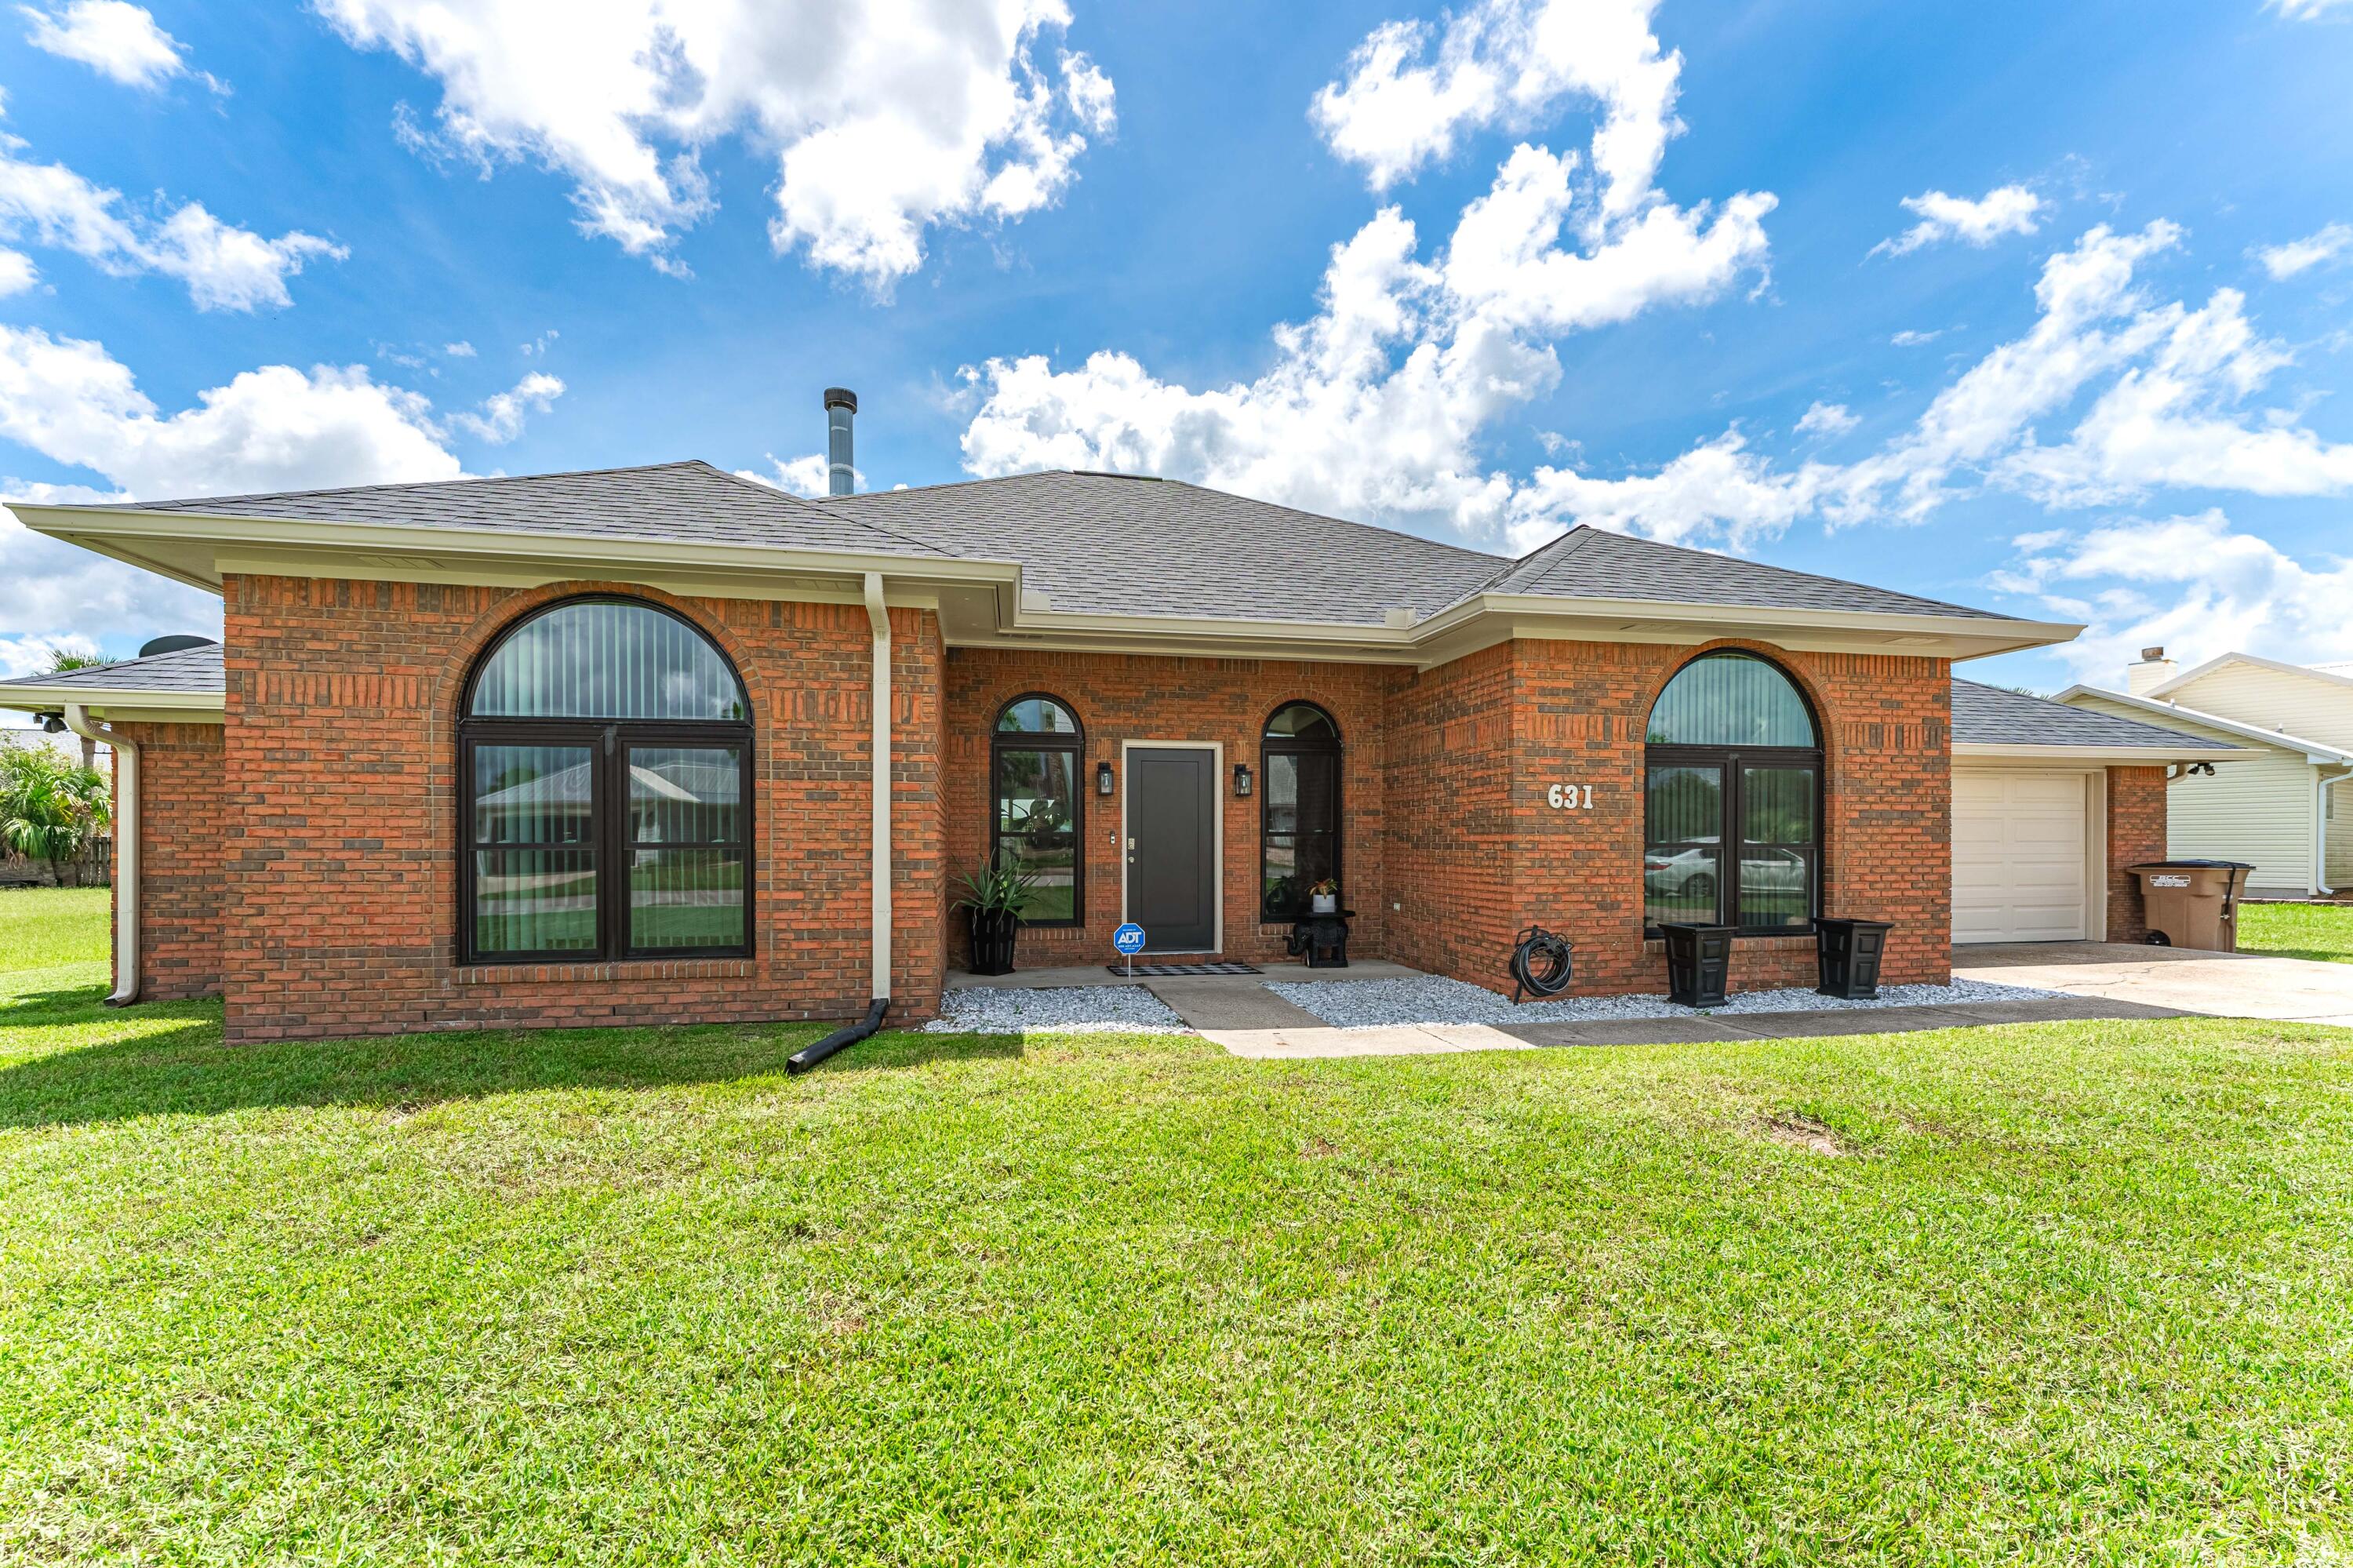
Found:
0,398 -> 2242,1042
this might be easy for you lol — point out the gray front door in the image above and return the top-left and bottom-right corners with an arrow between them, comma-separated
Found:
1128,748 -> 1217,951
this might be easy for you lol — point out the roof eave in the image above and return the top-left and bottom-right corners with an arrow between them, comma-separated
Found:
1417,591 -> 2081,659
2055,684 -> 2353,763
1954,741 -> 2259,763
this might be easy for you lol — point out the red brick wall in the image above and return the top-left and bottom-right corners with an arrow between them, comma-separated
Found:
941,649 -> 1400,969
1384,642 -> 1518,985
2104,765 -> 2168,943
218,576 -> 941,1043
110,721 -> 226,1001
1482,638 -> 1951,996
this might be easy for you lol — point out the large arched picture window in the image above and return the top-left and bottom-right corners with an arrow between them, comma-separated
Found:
1643,652 -> 1821,935
1261,701 -> 1341,918
460,598 -> 752,963
991,695 -> 1083,926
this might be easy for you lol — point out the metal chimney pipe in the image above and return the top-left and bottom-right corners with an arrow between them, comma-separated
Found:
824,387 -> 857,497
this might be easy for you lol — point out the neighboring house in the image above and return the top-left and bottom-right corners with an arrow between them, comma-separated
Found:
2060,648 -> 2353,897
0,394 -> 2246,1042
1949,680 -> 2250,941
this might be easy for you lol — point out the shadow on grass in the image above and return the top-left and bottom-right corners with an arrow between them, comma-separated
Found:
0,1002 -> 842,1130
2244,946 -> 2353,966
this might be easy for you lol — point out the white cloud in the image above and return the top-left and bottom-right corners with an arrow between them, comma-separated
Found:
0,630 -> 98,679
0,326 -> 565,643
1889,328 -> 1944,347
735,453 -> 845,497
1311,0 -> 1683,221
446,371 -> 565,443
0,323 -> 567,497
1995,511 -> 2353,680
2257,221 -> 2352,278
0,246 -> 34,295
0,132 -> 343,309
1872,184 -> 2046,258
1795,400 -> 1857,437
962,0 -> 1772,552
962,141 -> 1771,544
442,340 -> 476,358
313,0 -> 1113,286
18,0 -> 219,92
2267,0 -> 2352,17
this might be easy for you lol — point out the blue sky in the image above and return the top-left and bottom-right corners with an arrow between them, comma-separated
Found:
2,0 -> 2350,692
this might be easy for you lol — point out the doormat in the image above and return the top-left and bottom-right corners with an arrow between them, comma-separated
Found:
1105,962 -> 1264,977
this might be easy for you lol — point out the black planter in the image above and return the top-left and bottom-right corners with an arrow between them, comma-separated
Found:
1815,918 -> 1893,1000
1658,922 -> 1733,1008
966,908 -> 1019,976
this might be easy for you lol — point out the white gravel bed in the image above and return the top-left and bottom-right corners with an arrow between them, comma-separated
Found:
1267,974 -> 2062,1029
923,985 -> 1195,1035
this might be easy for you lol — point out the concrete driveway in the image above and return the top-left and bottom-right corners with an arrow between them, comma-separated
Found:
1954,942 -> 2353,1028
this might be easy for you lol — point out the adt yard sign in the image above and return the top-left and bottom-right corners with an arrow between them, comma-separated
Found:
1113,922 -> 1147,955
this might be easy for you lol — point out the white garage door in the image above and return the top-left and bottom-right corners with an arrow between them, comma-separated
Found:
1953,770 -> 2089,943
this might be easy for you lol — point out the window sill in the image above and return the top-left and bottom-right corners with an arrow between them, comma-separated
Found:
455,958 -> 755,985
1641,931 -> 1817,950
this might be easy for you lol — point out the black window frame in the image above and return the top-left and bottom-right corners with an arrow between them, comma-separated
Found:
1260,700 -> 1343,921
1642,654 -> 1824,939
989,693 -> 1085,929
457,597 -> 755,966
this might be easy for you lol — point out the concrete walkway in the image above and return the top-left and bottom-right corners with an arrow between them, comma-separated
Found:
1204,995 -> 2184,1060
1955,941 -> 2353,1028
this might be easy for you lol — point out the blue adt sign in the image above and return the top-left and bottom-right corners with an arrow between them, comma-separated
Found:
1112,922 -> 1147,956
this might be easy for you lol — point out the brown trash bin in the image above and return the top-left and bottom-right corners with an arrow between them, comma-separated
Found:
2126,860 -> 2255,951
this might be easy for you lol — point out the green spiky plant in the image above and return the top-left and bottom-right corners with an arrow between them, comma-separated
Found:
0,743 -> 111,886
954,851 -> 1039,920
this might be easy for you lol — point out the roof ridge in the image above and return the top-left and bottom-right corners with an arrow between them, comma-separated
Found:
100,458 -> 718,514
689,461 -> 952,558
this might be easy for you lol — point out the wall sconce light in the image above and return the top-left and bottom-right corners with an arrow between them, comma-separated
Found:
1096,760 -> 1115,796
1233,762 -> 1253,797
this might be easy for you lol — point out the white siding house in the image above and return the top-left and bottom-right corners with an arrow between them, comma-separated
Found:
2060,650 -> 2353,897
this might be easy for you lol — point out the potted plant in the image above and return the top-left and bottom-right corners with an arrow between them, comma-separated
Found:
955,853 -> 1037,976
1308,877 -> 1340,915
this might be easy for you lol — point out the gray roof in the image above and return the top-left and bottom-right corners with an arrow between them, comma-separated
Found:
0,643 -> 223,694
1487,526 -> 1993,619
39,459 -> 2020,629
1951,678 -> 2239,750
90,460 -> 952,559
823,471 -> 1500,625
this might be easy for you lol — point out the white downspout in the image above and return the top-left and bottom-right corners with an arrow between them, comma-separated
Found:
863,573 -> 892,1002
64,704 -> 139,1006
2318,766 -> 2353,897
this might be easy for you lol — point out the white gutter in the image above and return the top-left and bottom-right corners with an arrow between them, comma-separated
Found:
2318,766 -> 2353,897
863,572 -> 892,1003
63,704 -> 139,1006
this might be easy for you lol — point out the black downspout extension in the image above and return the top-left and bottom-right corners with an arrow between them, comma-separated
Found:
786,997 -> 889,1075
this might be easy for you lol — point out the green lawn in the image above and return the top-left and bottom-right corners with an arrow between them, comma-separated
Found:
2241,900 -> 2353,963
0,882 -> 108,971
3,888 -> 2353,1562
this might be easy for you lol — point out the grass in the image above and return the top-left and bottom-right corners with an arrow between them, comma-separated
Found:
2241,900 -> 2353,963
0,883 -> 107,972
2,888 -> 2352,1562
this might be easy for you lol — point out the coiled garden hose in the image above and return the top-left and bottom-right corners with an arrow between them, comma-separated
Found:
1509,926 -> 1575,1003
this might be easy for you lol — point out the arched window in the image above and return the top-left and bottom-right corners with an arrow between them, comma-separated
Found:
1643,652 -> 1821,934
460,598 -> 751,963
991,694 -> 1083,926
1261,701 -> 1341,918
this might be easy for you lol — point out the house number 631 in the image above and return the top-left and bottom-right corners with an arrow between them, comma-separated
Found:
1545,784 -> 1595,809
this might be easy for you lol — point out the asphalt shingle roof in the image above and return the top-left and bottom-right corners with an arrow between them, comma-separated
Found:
0,643 -> 224,695
44,460 -> 2027,629
103,460 -> 952,559
823,471 -> 1501,625
1951,678 -> 2238,750
1487,526 -> 1995,620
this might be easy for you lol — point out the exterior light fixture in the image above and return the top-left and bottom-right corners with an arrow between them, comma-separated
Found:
39,712 -> 66,734
1096,760 -> 1115,796
1233,762 -> 1253,797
